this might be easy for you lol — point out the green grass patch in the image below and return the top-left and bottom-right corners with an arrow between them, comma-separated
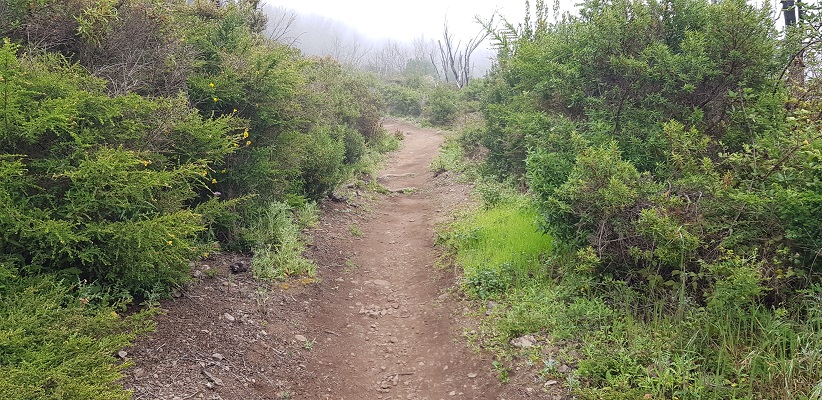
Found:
441,198 -> 552,299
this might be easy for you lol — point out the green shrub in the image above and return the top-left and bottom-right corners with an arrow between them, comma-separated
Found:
0,274 -> 153,399
425,85 -> 459,126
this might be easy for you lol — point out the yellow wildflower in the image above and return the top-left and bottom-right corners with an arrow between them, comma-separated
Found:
246,140 -> 251,146
202,170 -> 207,176
167,240 -> 173,245
142,160 -> 151,167
211,178 -> 217,184
233,108 -> 238,113
213,97 -> 218,102
233,143 -> 239,147
209,82 -> 215,88
243,129 -> 249,138
221,169 -> 226,173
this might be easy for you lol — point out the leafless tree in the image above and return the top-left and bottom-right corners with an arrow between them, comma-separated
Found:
434,17 -> 492,88
327,30 -> 370,67
367,40 -> 408,77
266,6 -> 298,45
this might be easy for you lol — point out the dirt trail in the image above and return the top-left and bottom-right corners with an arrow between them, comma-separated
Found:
301,120 -> 502,399
123,120 -> 536,400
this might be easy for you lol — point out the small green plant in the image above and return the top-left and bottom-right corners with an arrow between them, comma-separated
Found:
304,339 -> 315,350
492,360 -> 510,383
349,225 -> 363,237
344,259 -> 358,273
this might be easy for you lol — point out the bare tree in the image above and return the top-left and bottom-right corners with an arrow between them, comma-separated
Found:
434,18 -> 492,88
367,40 -> 409,77
327,30 -> 370,67
265,6 -> 299,45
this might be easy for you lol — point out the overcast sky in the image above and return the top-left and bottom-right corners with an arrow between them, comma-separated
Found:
265,0 -> 570,42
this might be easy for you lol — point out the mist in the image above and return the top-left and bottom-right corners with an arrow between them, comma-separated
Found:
261,5 -> 496,79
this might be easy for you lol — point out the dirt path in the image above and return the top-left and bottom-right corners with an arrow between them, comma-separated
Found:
300,120 -> 502,399
123,120 -> 532,400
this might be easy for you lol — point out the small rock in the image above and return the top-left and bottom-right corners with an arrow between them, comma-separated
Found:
117,350 -> 128,359
467,372 -> 477,378
510,334 -> 536,348
545,380 -> 559,386
229,261 -> 248,274
449,391 -> 456,396
437,293 -> 448,301
557,364 -> 571,373
373,279 -> 390,286
223,313 -> 235,322
389,337 -> 398,344
211,353 -> 224,361
294,334 -> 307,342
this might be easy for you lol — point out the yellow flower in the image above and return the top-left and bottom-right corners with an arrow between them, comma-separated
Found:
243,129 -> 249,138
212,97 -> 218,103
167,240 -> 173,245
246,140 -> 251,146
202,170 -> 207,176
209,82 -> 215,88
233,143 -> 239,147
142,160 -> 151,167
211,178 -> 217,184
233,108 -> 238,113
221,169 -> 226,173
180,37 -> 185,42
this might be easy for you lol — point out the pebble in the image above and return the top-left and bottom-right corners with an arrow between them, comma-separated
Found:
449,391 -> 456,396
467,373 -> 477,378
117,350 -> 128,359
295,334 -> 307,342
223,313 -> 235,322
211,353 -> 224,361
373,279 -> 390,286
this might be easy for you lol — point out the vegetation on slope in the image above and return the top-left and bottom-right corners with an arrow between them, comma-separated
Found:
439,0 -> 822,398
0,0 -> 391,396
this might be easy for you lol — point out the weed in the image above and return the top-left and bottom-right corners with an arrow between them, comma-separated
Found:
344,259 -> 358,273
349,225 -> 363,237
492,360 -> 510,383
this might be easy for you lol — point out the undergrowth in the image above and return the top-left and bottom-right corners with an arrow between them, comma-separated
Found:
0,273 -> 153,399
441,190 -> 822,399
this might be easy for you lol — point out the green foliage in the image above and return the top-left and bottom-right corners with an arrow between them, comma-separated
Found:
0,275 -> 153,399
441,199 -> 553,299
449,0 -> 822,395
247,201 -> 315,281
425,85 -> 459,126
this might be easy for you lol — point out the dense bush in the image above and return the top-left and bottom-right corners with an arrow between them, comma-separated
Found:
456,0 -> 822,397
0,40 -> 239,297
1,0 -> 389,298
478,0 -> 822,304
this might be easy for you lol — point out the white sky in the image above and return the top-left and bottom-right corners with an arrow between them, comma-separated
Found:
265,0 -> 570,42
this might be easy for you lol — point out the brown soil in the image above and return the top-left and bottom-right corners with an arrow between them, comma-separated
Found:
123,119 -> 564,400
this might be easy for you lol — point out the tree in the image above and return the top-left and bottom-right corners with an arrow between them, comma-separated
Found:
434,18 -> 491,88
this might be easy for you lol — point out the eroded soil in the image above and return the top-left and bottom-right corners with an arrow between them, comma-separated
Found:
123,120 -> 563,400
